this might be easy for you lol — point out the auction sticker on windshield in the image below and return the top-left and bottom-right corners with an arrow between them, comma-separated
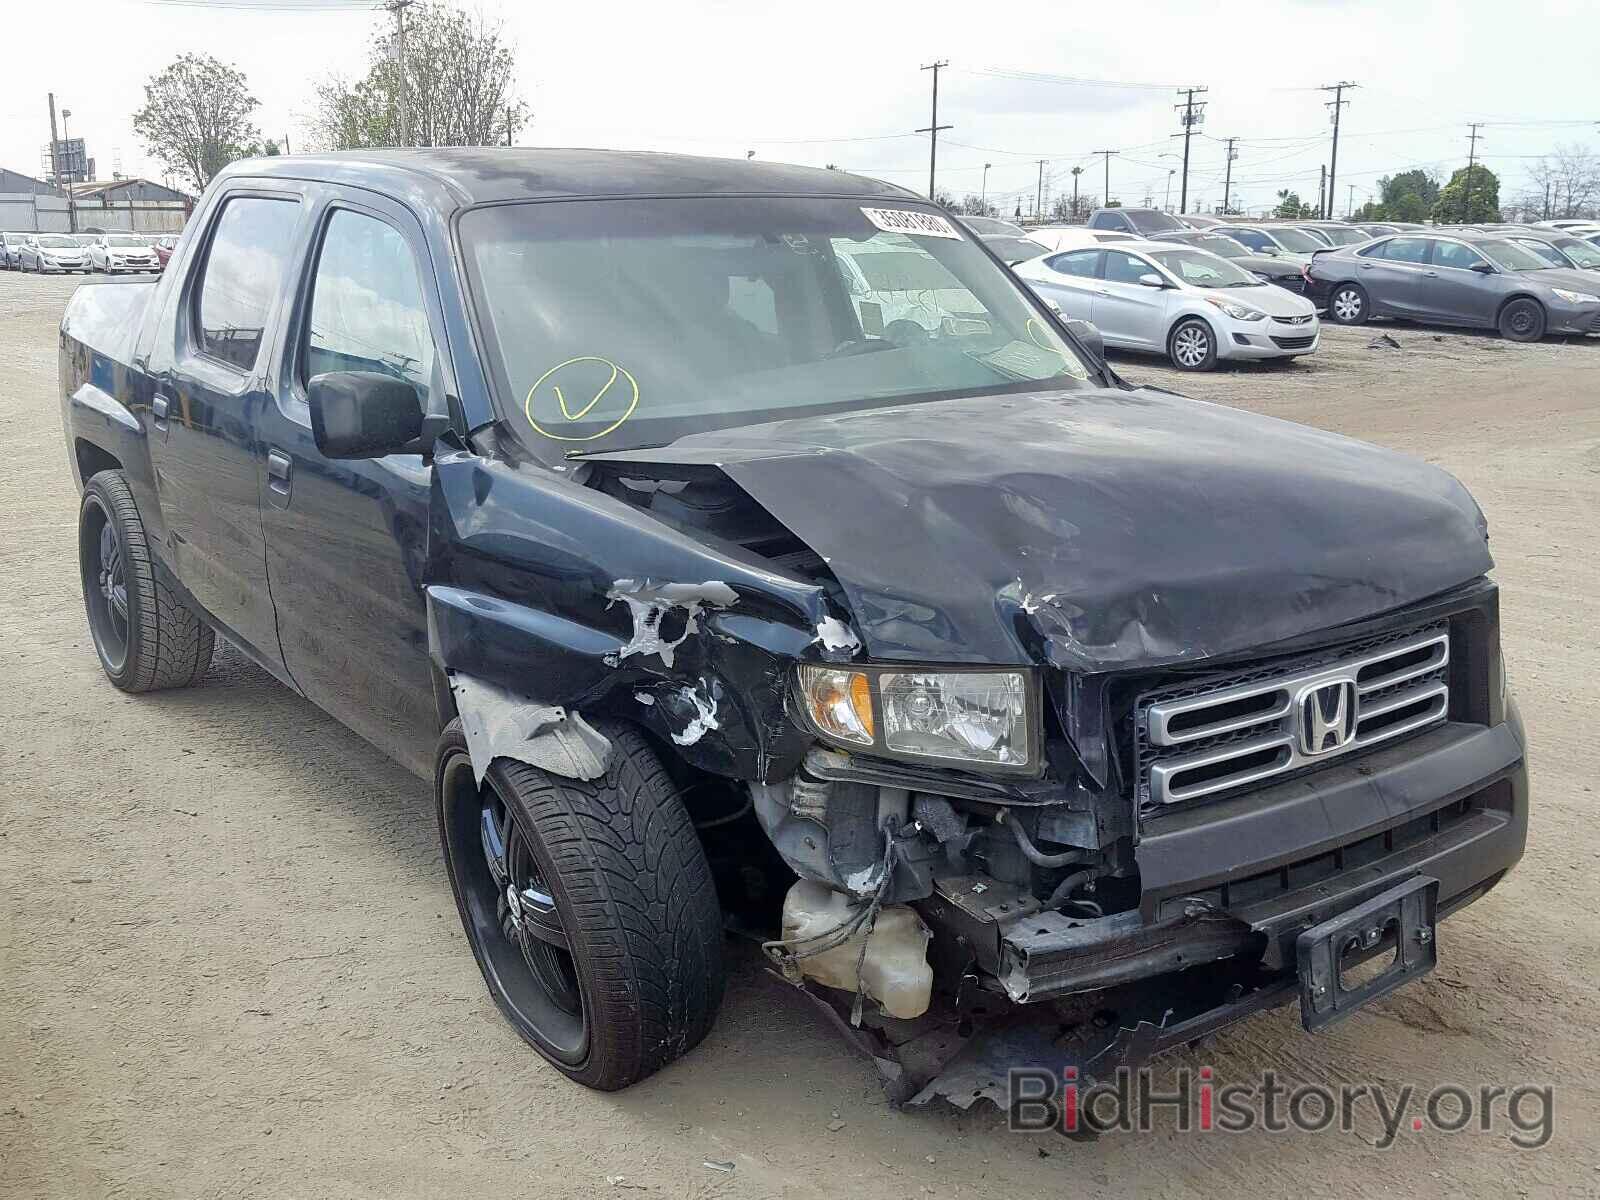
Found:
860,207 -> 963,239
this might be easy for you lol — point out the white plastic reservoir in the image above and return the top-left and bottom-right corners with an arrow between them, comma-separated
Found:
781,880 -> 934,1019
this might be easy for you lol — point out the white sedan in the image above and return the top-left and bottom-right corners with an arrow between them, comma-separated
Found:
87,233 -> 160,274
1015,239 -> 1320,371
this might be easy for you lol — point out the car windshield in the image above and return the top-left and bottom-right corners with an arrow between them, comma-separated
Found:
1126,210 -> 1187,235
38,235 -> 77,248
1265,227 -> 1322,253
1480,239 -> 1556,272
1148,249 -> 1260,288
460,197 -> 1092,458
1551,238 -> 1600,269
1321,227 -> 1370,246
1292,228 -> 1335,246
983,236 -> 1048,264
1512,239 -> 1568,268
1189,234 -> 1250,258
109,235 -> 145,247
963,216 -> 1025,237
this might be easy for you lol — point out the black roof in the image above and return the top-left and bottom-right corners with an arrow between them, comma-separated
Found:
216,147 -> 917,208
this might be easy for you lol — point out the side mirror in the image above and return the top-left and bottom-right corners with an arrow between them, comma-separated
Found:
1137,273 -> 1166,288
1065,318 -> 1105,365
308,371 -> 424,459
1470,261 -> 1496,274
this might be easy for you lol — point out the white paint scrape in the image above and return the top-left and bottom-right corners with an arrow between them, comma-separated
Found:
605,579 -> 738,668
813,616 -> 862,656
670,684 -> 721,746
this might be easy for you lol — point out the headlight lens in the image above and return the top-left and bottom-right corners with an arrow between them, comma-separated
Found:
1551,288 -> 1599,304
1203,295 -> 1266,321
796,665 -> 1035,771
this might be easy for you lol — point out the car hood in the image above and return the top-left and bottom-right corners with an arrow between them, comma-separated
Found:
1521,267 -> 1600,294
586,387 -> 1491,672
1236,254 -> 1300,277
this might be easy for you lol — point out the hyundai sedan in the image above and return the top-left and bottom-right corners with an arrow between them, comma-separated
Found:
1015,240 -> 1320,370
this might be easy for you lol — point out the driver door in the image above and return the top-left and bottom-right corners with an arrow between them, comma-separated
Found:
1091,250 -> 1169,350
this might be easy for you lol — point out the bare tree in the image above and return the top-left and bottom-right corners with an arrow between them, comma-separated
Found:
309,3 -> 529,150
132,54 -> 260,193
1528,143 -> 1600,219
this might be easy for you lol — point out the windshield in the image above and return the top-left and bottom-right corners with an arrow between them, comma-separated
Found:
37,235 -> 77,248
1512,239 -> 1568,268
1189,234 -> 1250,259
1322,227 -> 1370,246
1292,227 -> 1335,246
460,197 -> 1092,457
1127,209 -> 1187,235
1551,237 -> 1600,269
1148,249 -> 1260,288
983,236 -> 1048,264
1480,239 -> 1555,272
963,216 -> 1025,237
108,235 -> 146,247
1265,227 -> 1322,253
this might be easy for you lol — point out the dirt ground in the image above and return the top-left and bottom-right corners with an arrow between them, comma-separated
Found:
3,272 -> 1597,1199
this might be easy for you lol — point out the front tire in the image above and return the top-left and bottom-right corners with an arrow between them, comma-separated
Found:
437,719 -> 725,1091
1329,283 -> 1369,325
1168,318 -> 1218,371
1498,297 -> 1546,342
78,470 -> 214,692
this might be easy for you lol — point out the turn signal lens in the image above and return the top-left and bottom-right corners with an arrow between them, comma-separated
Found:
797,666 -> 874,745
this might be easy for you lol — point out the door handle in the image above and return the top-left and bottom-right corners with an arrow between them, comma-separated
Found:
150,394 -> 170,438
1094,287 -> 1111,296
266,449 -> 293,508
1358,263 -> 1374,270
1422,270 -> 1438,278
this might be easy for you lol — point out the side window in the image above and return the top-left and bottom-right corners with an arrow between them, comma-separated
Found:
1507,239 -> 1563,268
1104,251 -> 1153,284
1088,212 -> 1112,229
1231,229 -> 1270,252
1046,249 -> 1101,277
1383,237 -> 1431,265
1356,240 -> 1390,258
193,196 -> 300,371
1433,241 -> 1489,270
304,209 -> 435,399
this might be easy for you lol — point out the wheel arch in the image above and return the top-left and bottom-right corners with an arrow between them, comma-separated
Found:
1166,310 -> 1221,356
1495,291 -> 1546,320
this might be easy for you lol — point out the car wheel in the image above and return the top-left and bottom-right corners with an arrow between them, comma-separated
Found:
78,470 -> 215,692
1168,318 -> 1218,371
436,718 -> 725,1091
1498,297 -> 1546,343
1329,283 -> 1369,325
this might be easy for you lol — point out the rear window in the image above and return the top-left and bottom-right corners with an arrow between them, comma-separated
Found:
1127,210 -> 1186,235
193,196 -> 300,371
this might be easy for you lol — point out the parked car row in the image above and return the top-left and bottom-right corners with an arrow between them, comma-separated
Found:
0,231 -> 171,273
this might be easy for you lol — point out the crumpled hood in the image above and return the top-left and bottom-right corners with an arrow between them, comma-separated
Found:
589,387 -> 1492,671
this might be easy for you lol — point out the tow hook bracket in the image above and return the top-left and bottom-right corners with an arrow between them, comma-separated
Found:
1296,874 -> 1438,1032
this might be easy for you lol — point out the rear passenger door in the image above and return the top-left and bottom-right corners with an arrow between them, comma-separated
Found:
151,190 -> 302,674
1356,236 -> 1431,317
255,189 -> 451,777
1030,249 -> 1101,320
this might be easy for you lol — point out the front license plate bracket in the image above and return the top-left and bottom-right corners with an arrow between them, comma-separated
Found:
1296,874 -> 1438,1031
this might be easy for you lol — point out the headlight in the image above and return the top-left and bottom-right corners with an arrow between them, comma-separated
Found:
795,665 -> 1036,772
1203,295 -> 1266,321
1551,288 -> 1599,304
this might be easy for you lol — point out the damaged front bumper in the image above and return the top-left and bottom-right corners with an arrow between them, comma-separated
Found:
794,703 -> 1528,1109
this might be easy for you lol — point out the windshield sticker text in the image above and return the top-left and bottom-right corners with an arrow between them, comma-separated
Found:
860,207 -> 963,240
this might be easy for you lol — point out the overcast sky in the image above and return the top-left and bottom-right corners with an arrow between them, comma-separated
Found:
3,0 -> 1596,215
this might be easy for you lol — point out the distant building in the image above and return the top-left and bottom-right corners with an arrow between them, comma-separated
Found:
0,167 -> 66,197
72,178 -> 194,205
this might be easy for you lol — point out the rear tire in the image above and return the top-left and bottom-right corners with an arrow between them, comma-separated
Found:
1168,318 -> 1218,371
78,470 -> 214,692
1329,283 -> 1369,325
1498,297 -> 1546,342
436,719 -> 725,1091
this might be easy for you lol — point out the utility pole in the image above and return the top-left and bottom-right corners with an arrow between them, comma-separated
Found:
506,105 -> 514,147
917,60 -> 952,201
386,0 -> 414,147
1347,183 -> 1355,218
1463,122 -> 1484,222
980,162 -> 991,208
1070,165 -> 1082,220
1221,137 -> 1238,214
1173,86 -> 1207,214
1093,149 -> 1118,207
1319,81 -> 1356,220
1319,165 -> 1326,219
1035,160 -> 1047,220
283,131 -> 292,155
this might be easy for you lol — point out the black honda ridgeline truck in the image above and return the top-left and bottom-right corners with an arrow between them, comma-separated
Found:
59,150 -> 1526,1107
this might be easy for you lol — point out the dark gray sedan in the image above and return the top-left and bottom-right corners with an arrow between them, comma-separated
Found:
1305,231 -> 1600,341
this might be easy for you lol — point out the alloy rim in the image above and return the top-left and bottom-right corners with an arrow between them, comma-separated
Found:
1174,326 -> 1208,367
83,499 -> 129,671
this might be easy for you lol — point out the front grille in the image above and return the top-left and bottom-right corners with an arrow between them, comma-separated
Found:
1271,334 -> 1317,349
1279,314 -> 1314,326
1135,625 -> 1450,810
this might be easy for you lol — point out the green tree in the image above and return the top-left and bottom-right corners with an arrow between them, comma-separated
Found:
1369,169 -> 1439,222
310,2 -> 529,149
1432,164 -> 1500,223
132,54 -> 260,193
1274,190 -> 1317,219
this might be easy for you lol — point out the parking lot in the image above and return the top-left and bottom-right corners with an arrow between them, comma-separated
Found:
3,268 -> 1597,1198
